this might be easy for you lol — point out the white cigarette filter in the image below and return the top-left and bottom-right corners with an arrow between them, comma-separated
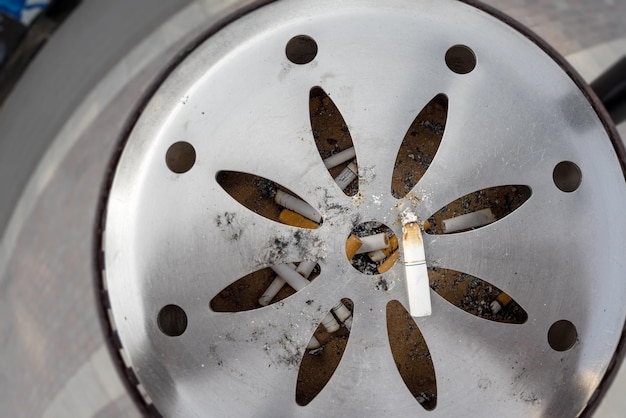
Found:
345,235 -> 363,260
490,292 -> 513,314
323,147 -> 356,169
296,261 -> 317,277
269,264 -> 341,334
368,250 -> 387,262
307,336 -> 322,350
259,261 -> 317,306
258,276 -> 287,306
355,233 -> 389,254
334,161 -> 358,190
370,235 -> 399,262
402,221 -> 432,317
274,190 -> 322,223
442,208 -> 495,233
321,312 -> 341,333
270,263 -> 310,291
259,263 -> 298,306
332,301 -> 353,330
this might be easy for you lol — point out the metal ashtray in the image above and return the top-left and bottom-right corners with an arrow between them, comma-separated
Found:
101,0 -> 626,416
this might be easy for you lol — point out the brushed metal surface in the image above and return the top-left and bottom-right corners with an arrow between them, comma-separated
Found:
103,0 -> 626,416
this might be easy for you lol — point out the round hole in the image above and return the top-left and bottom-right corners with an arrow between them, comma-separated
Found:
286,35 -> 318,65
166,141 -> 196,173
346,221 -> 397,275
157,304 -> 188,337
548,320 -> 577,351
553,161 -> 582,192
445,45 -> 476,74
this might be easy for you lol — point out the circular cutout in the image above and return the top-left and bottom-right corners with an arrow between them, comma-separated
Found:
553,161 -> 582,192
445,45 -> 476,74
548,320 -> 578,351
157,304 -> 188,337
166,141 -> 196,173
346,221 -> 397,275
286,35 -> 318,65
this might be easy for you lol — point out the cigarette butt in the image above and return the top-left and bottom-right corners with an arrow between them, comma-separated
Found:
368,235 -> 398,261
332,302 -> 352,322
368,250 -> 387,262
259,261 -> 317,307
377,250 -> 399,273
383,234 -> 398,251
402,221 -> 431,317
321,312 -> 340,333
258,276 -> 286,306
258,262 -> 298,306
271,264 -> 310,291
323,147 -> 356,169
275,190 -> 322,223
296,261 -> 317,277
346,235 -> 363,260
384,235 -> 399,256
278,209 -> 319,229
334,161 -> 358,190
495,292 -> 512,307
307,335 -> 321,350
442,208 -> 495,233
355,233 -> 389,254
423,220 -> 431,232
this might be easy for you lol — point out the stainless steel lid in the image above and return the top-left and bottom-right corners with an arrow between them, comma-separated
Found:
103,0 -> 626,416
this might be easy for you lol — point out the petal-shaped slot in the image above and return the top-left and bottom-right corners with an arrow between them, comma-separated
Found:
429,267 -> 528,324
216,171 -> 322,229
386,300 -> 437,410
424,185 -> 531,234
210,263 -> 321,312
296,298 -> 353,406
391,94 -> 448,199
310,86 -> 358,196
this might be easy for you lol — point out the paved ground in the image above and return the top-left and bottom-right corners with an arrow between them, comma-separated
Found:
485,0 -> 626,56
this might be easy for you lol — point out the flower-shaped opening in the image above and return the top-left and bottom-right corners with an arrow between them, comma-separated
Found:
207,81 -> 533,408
